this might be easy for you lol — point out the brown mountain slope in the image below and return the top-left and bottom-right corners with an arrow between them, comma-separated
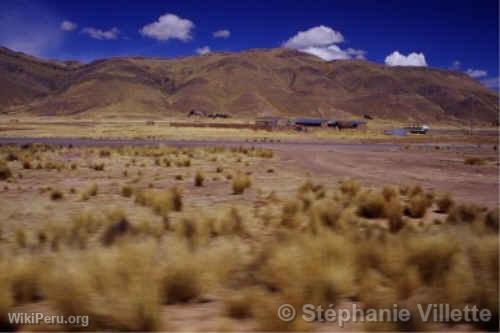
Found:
0,47 -> 497,123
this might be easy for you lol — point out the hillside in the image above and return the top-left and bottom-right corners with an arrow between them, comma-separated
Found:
0,46 -> 497,123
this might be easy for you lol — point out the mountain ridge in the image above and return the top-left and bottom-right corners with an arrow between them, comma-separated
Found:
0,46 -> 497,123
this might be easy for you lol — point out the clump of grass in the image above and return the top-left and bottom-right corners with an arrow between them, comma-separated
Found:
121,185 -> 133,197
484,208 -> 499,230
81,183 -> 98,200
464,156 -> 486,166
194,171 -> 204,187
405,193 -> 431,218
0,161 -> 12,180
446,204 -> 481,224
357,191 -> 386,219
0,265 -> 14,330
339,179 -> 360,197
436,193 -> 454,213
101,211 -> 132,246
382,186 -> 398,201
22,160 -> 31,169
257,232 -> 354,316
50,189 -> 64,201
232,172 -> 251,194
224,288 -> 259,319
135,187 -> 183,218
385,198 -> 404,233
160,240 -> 202,304
174,174 -> 183,181
176,158 -> 191,167
91,162 -> 105,171
15,229 -> 27,248
406,233 -> 460,285
409,185 -> 423,197
5,152 -> 18,161
45,242 -> 163,330
10,256 -> 45,304
310,199 -> 345,231
216,166 -> 223,173
99,149 -> 111,158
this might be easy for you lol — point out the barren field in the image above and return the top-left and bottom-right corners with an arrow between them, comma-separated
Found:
0,133 -> 498,331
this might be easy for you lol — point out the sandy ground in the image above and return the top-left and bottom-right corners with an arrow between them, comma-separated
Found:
273,143 -> 499,207
0,136 -> 498,331
1,137 -> 497,207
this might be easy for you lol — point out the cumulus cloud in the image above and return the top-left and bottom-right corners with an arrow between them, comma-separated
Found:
140,13 -> 194,41
300,45 -> 365,61
213,29 -> 230,38
60,20 -> 77,32
282,25 -> 364,61
283,25 -> 343,49
81,27 -> 119,40
196,46 -> 211,55
465,68 -> 488,78
384,51 -> 427,67
480,77 -> 499,91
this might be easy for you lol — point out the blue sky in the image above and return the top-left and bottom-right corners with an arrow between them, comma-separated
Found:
0,0 -> 498,89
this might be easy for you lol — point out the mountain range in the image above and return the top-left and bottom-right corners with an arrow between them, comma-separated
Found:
0,46 -> 497,123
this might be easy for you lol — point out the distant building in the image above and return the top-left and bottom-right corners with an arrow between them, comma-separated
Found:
335,120 -> 367,130
255,116 -> 287,129
293,118 -> 328,127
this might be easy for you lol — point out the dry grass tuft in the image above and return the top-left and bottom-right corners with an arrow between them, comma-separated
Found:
50,189 -> 64,201
224,289 -> 258,319
0,161 -> 12,180
464,156 -> 486,166
135,187 -> 183,218
338,179 -> 360,197
81,183 -> 98,200
405,193 -> 431,218
381,186 -> 398,201
232,172 -> 251,194
194,170 -> 204,187
357,191 -> 386,219
446,204 -> 481,224
45,242 -> 163,330
484,208 -> 499,230
436,193 -> 454,213
91,162 -> 105,171
101,211 -> 132,246
121,185 -> 133,197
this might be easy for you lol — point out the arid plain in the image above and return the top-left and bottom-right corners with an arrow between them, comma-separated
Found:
0,117 -> 498,331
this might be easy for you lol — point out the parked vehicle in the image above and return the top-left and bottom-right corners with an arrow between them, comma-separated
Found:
404,124 -> 430,134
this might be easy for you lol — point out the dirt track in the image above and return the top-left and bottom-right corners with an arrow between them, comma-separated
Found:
0,137 -> 497,206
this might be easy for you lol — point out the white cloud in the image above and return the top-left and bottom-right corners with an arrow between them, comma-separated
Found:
300,45 -> 365,61
60,20 -> 77,32
282,25 -> 364,61
465,68 -> 488,78
196,46 -> 211,55
140,13 -> 194,41
213,29 -> 230,38
450,60 -> 461,70
283,25 -> 344,49
81,27 -> 119,40
480,77 -> 499,91
345,48 -> 366,60
384,51 -> 427,67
